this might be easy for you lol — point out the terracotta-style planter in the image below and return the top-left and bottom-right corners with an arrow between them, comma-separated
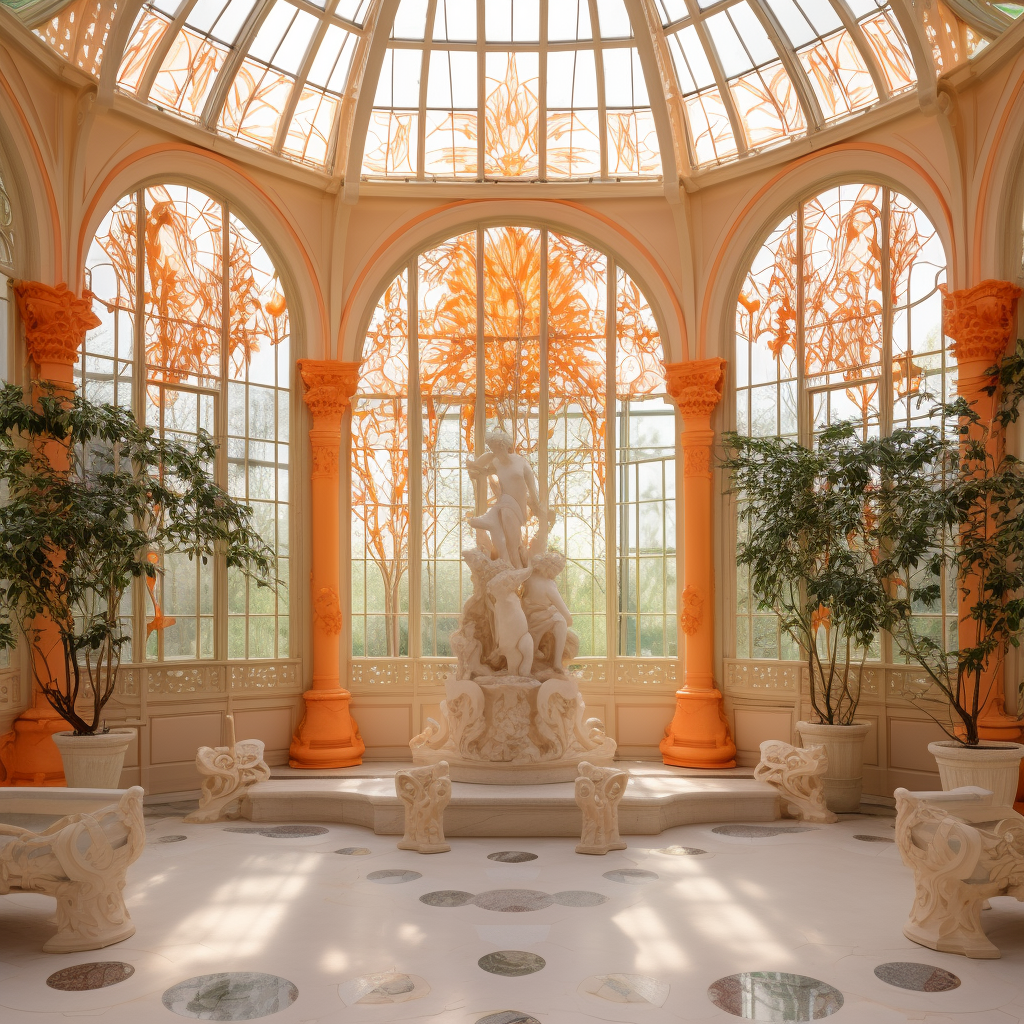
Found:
796,721 -> 871,813
52,729 -> 136,789
927,740 -> 1024,806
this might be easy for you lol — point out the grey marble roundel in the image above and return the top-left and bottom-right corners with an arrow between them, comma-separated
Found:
712,825 -> 816,838
47,962 -> 135,991
708,972 -> 843,1021
421,890 -> 475,907
260,825 -> 329,838
335,847 -> 371,855
853,834 -> 895,844
162,972 -> 298,1020
476,1013 -> 541,1024
603,868 -> 658,884
657,845 -> 707,856
487,851 -> 538,863
367,869 -> 422,884
873,962 -> 960,992
472,889 -> 554,912
552,890 -> 608,906
156,835 -> 188,844
478,951 -> 546,977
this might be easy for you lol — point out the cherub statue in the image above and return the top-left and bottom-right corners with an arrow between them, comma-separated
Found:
486,566 -> 534,676
523,550 -> 572,675
450,621 -> 488,680
467,430 -> 543,568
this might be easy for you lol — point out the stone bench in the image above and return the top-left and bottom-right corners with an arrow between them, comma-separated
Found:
0,786 -> 145,953
894,785 -> 1024,959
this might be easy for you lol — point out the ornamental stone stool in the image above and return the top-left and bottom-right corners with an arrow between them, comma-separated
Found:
575,762 -> 628,855
0,787 -> 145,952
185,715 -> 271,824
396,762 -> 451,854
753,740 -> 837,824
895,786 -> 1024,959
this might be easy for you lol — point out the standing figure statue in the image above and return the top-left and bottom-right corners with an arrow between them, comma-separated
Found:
487,566 -> 534,675
523,551 -> 572,675
467,430 -> 543,568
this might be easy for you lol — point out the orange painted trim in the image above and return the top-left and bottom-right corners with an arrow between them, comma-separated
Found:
699,142 -> 956,359
338,198 -> 688,360
972,67 -> 1024,283
76,143 -> 328,352
0,69 -> 62,275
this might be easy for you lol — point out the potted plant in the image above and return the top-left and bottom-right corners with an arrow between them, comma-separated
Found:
0,383 -> 276,788
871,345 -> 1024,805
723,423 -> 884,812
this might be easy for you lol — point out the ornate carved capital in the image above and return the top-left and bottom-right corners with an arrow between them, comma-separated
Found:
13,281 -> 101,368
663,358 -> 726,420
298,359 -> 361,422
940,280 -> 1022,365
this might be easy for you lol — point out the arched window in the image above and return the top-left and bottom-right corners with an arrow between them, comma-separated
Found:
732,182 -> 952,662
351,226 -> 676,668
82,183 -> 291,663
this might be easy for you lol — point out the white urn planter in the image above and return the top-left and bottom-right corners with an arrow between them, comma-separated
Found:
795,721 -> 871,813
53,729 -> 137,789
927,740 -> 1024,807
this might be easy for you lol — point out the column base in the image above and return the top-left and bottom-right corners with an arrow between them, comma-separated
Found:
0,708 -> 68,787
659,687 -> 737,769
288,688 -> 365,769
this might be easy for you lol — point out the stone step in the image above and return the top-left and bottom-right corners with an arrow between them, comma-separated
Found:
243,775 -> 780,838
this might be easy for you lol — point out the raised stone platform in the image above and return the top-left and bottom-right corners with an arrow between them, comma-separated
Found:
243,763 -> 780,837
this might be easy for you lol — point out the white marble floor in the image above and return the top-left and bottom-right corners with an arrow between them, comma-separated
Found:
0,800 -> 1022,1023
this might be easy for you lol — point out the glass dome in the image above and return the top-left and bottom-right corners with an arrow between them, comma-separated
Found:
10,0 -> 1023,179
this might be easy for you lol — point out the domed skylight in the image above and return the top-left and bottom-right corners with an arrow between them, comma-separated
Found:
12,0 -> 1022,178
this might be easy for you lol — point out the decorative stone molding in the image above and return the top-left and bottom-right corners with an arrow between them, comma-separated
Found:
0,787 -> 145,952
680,585 -> 704,636
663,358 -> 726,419
682,446 -> 711,478
314,586 -> 343,636
395,761 -> 451,854
612,659 -> 676,689
230,661 -> 300,691
940,281 -> 1022,365
185,719 -> 271,823
350,659 -> 415,689
895,786 -> 1024,959
13,281 -> 101,368
147,665 -> 225,695
310,445 -> 340,479
298,359 -> 361,423
753,740 -> 837,823
575,761 -> 628,855
723,660 -> 800,693
0,672 -> 19,706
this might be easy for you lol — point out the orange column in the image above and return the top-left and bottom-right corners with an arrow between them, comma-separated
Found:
659,358 -> 737,768
288,359 -> 365,769
0,281 -> 100,787
940,280 -> 1023,746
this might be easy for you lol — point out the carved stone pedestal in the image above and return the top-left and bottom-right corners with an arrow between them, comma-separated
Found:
396,762 -> 451,854
753,740 -> 837,823
289,689 -> 364,769
575,762 -> 628,855
185,720 -> 271,823
411,674 -> 615,784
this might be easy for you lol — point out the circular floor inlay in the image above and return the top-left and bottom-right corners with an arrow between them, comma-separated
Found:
579,973 -> 669,1005
367,869 -> 422,884
712,825 -> 816,838
708,972 -> 843,1021
552,890 -> 608,906
472,889 -> 555,912
603,868 -> 658,884
162,972 -> 298,1020
156,835 -> 187,844
487,851 -> 538,863
873,962 -> 960,992
853,835 -> 895,844
339,973 -> 429,1006
478,951 -> 546,977
657,846 -> 706,856
335,847 -> 371,856
420,890 -> 475,907
47,962 -> 135,991
261,825 -> 329,838
476,1013 -> 541,1024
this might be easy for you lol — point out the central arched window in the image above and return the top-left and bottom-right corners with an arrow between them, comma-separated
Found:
732,182 -> 952,662
351,225 -> 676,664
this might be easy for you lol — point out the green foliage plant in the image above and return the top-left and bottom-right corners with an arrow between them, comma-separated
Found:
722,423 -> 887,726
0,382 -> 277,735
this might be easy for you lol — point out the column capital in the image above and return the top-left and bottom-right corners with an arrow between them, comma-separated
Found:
13,281 -> 100,370
940,280 -> 1022,365
662,358 -> 726,421
298,359 -> 361,423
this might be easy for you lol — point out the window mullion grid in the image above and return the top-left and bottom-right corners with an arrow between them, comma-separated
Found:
474,227 -> 486,493
880,187 -> 893,664
539,0 -> 548,178
476,0 -> 486,179
137,0 -> 200,101
824,0 -> 889,101
605,258 -> 617,664
132,190 -> 148,663
273,16 -> 333,154
589,0 -> 608,179
416,0 -> 437,179
408,259 -> 422,660
539,230 -> 549,505
796,201 -> 807,663
688,7 -> 747,155
217,202 -> 231,662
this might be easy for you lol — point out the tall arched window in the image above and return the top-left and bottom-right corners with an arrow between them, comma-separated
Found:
351,226 -> 676,668
732,182 -> 952,662
83,184 -> 291,663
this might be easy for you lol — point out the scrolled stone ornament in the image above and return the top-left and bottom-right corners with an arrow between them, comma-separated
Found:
185,718 -> 271,824
396,762 -> 452,854
575,762 -> 629,855
753,740 -> 837,824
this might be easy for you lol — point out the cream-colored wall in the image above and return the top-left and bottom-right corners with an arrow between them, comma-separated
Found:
0,10 -> 1023,794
